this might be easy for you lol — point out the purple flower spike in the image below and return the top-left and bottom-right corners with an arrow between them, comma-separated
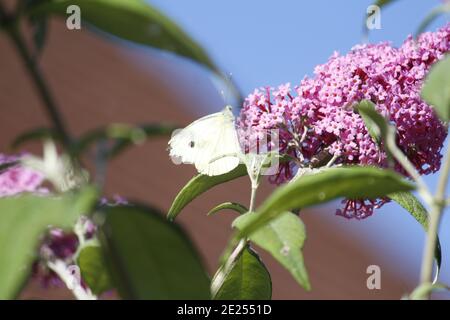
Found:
238,24 -> 450,219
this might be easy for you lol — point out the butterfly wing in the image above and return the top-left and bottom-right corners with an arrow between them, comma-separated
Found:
169,111 -> 223,165
194,113 -> 241,176
169,107 -> 241,176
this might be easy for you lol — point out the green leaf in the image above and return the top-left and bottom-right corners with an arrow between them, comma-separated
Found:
356,100 -> 384,144
168,164 -> 247,221
211,246 -> 271,300
77,245 -> 113,295
388,192 -> 442,280
409,282 -> 450,300
356,99 -> 395,164
237,167 -> 414,238
98,204 -> 210,299
108,124 -> 176,158
233,212 -> 310,290
389,192 -> 428,226
373,0 -> 399,8
70,123 -> 175,157
12,127 -> 61,148
208,202 -> 248,216
416,3 -> 450,36
0,187 -> 98,299
72,124 -> 146,155
355,99 -> 396,145
421,54 -> 450,121
28,0 -> 219,73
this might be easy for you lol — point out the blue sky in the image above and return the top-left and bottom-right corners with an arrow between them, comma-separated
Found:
149,0 -> 446,95
142,0 -> 449,291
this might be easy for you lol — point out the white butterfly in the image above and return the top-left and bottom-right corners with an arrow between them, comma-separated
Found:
168,106 -> 242,176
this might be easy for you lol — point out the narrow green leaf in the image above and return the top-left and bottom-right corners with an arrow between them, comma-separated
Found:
389,192 -> 428,226
416,3 -> 450,36
12,127 -> 61,148
234,212 -> 310,290
168,164 -> 247,221
355,99 -> 396,145
77,245 -> 113,295
356,99 -> 395,164
373,0 -> 398,8
388,191 -> 442,279
208,202 -> 248,216
421,54 -> 450,121
99,204 -> 210,299
212,246 -> 271,300
28,0 -> 219,72
237,167 -> 414,238
71,123 -> 175,157
108,124 -> 176,158
0,187 -> 98,299
72,124 -> 146,155
409,282 -> 450,300
356,100 -> 384,144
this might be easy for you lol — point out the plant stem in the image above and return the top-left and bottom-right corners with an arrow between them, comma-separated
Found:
419,145 -> 450,298
47,260 -> 97,300
247,154 -> 264,212
215,156 -> 260,289
0,2 -> 5,23
5,22 -> 71,146
94,140 -> 109,191
249,183 -> 257,213
410,282 -> 450,300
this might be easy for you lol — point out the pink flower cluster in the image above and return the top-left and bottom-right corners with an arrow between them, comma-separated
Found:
0,154 -> 46,197
34,197 -> 125,289
237,24 -> 450,219
34,216 -> 97,288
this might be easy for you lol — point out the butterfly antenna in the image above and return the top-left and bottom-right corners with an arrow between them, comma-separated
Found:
219,72 -> 234,108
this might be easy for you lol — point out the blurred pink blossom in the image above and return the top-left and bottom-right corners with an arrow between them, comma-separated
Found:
0,154 -> 46,197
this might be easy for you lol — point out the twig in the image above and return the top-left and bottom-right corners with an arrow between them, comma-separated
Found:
5,22 -> 71,146
0,2 -> 6,23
